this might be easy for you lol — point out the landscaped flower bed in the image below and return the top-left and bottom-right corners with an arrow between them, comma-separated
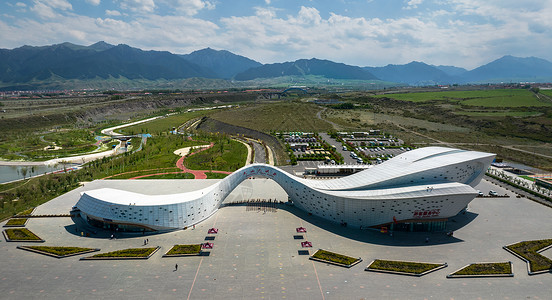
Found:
504,239 -> 552,274
3,228 -> 44,242
310,249 -> 362,268
83,247 -> 159,260
17,207 -> 35,216
4,218 -> 28,227
366,259 -> 447,276
447,262 -> 513,278
163,244 -> 202,257
18,246 -> 99,258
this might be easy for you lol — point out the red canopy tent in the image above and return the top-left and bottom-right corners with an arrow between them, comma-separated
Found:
301,241 -> 312,248
202,242 -> 214,249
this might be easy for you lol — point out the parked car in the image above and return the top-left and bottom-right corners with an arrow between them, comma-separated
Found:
489,190 -> 498,196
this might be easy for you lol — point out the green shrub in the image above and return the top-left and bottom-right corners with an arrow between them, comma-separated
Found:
506,240 -> 552,272
312,249 -> 359,265
4,228 -> 42,240
6,218 -> 27,226
92,247 -> 157,258
27,246 -> 95,256
17,207 -> 34,216
369,259 -> 442,274
166,244 -> 201,255
452,262 -> 511,275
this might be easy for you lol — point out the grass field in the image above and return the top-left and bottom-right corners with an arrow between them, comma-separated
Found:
377,89 -> 551,107
120,110 -> 211,135
323,109 -> 468,133
454,111 -> 541,117
540,90 -> 552,97
184,139 -> 246,172
205,172 -> 229,179
211,101 -> 333,132
107,168 -> 181,179
139,173 -> 194,179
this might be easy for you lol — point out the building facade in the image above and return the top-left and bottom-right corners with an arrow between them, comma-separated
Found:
72,147 -> 494,232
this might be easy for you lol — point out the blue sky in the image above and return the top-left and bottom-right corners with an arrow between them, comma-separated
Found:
1,0 -> 551,69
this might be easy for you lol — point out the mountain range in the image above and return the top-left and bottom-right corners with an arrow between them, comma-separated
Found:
1,41 -> 552,90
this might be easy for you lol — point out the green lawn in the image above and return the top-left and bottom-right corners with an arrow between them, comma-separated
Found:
206,172 -> 229,179
107,167 -> 181,179
184,139 -> 247,172
138,173 -> 195,179
119,110 -> 210,135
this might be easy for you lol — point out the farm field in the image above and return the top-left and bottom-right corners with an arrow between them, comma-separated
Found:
211,101 -> 333,132
454,111 -> 542,117
376,89 -> 551,107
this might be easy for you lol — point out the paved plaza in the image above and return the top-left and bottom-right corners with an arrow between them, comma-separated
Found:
1,177 -> 551,299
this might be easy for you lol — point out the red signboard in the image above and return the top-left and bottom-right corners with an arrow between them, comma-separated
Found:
412,209 -> 440,218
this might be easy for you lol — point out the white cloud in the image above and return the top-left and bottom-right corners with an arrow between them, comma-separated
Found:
168,0 -> 215,16
217,5 -> 552,68
120,0 -> 155,13
41,0 -> 72,10
15,2 -> 27,7
30,2 -> 57,19
29,0 -> 72,19
405,0 -> 423,9
265,0 -> 271,4
295,6 -> 321,25
105,10 -> 121,16
86,0 -> 101,6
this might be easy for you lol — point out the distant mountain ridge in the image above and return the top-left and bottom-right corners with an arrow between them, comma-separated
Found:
0,42 -> 216,84
1,41 -> 552,90
234,58 -> 378,81
459,55 -> 552,83
364,61 -> 453,85
181,48 -> 262,79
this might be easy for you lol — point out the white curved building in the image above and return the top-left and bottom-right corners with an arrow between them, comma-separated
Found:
71,147 -> 494,232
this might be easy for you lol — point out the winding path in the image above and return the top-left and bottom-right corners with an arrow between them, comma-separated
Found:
174,142 -> 232,179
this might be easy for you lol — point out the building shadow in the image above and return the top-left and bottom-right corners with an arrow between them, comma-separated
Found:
274,204 -> 479,247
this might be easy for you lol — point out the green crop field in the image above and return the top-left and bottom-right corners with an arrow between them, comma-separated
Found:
377,89 -> 551,107
540,90 -> 552,97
